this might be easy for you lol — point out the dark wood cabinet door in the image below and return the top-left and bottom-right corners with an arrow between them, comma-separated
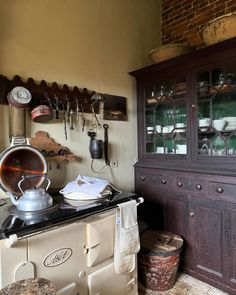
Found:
189,197 -> 228,283
224,203 -> 236,290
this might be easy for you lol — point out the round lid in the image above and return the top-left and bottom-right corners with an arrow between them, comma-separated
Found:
141,230 -> 183,253
0,145 -> 47,196
7,87 -> 32,108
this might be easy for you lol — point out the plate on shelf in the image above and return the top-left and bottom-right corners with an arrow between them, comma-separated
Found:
225,126 -> 236,131
199,126 -> 210,131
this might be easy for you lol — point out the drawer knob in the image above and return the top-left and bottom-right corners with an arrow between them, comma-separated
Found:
140,176 -> 146,181
177,182 -> 182,187
161,179 -> 166,184
196,184 -> 202,190
189,212 -> 195,217
216,186 -> 223,194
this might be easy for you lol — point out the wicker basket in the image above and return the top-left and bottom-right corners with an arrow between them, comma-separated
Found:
202,12 -> 236,45
148,44 -> 193,63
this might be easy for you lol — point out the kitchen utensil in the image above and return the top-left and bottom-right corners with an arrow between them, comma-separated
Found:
7,174 -> 53,212
31,105 -> 53,123
70,109 -> 74,130
63,103 -> 68,140
0,144 -> 47,196
55,95 -> 59,119
7,87 -> 32,108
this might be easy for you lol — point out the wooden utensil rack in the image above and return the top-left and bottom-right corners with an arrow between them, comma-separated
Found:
0,74 -> 99,113
29,131 -> 77,163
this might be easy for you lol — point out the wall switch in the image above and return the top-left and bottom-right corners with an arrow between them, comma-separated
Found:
111,160 -> 118,168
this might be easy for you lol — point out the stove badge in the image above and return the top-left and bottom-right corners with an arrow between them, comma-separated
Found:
43,248 -> 72,267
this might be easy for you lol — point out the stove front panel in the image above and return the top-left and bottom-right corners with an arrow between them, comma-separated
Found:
27,221 -> 86,295
0,208 -> 138,295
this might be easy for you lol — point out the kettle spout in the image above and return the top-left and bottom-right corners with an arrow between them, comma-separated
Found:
7,192 -> 19,206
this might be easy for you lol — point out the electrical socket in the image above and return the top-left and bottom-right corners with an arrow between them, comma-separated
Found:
110,160 -> 118,168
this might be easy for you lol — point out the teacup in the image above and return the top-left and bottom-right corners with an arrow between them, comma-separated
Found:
156,147 -> 164,154
176,144 -> 187,154
155,125 -> 162,133
199,118 -> 210,127
163,125 -> 174,133
213,119 -> 226,131
147,126 -> 154,134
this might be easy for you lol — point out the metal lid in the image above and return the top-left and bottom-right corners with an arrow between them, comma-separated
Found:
141,230 -> 183,253
7,87 -> 32,108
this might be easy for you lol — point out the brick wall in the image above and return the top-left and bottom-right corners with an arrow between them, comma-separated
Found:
162,0 -> 236,48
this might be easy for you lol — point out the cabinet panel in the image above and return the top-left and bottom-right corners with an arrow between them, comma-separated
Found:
189,197 -> 227,282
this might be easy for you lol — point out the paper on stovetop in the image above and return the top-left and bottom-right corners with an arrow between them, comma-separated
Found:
59,175 -> 117,200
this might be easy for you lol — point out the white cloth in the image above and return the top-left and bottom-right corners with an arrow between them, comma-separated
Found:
114,200 -> 140,274
60,175 -> 110,200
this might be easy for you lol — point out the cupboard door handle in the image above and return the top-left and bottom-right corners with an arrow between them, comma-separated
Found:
177,182 -> 182,187
140,176 -> 146,181
189,212 -> 194,217
196,184 -> 202,190
216,186 -> 223,194
161,179 -> 166,184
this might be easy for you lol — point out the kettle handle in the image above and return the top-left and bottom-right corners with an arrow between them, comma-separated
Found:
18,173 -> 51,195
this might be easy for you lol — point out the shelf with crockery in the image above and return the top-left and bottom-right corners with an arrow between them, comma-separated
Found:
196,68 -> 236,157
145,78 -> 187,156
145,124 -> 187,155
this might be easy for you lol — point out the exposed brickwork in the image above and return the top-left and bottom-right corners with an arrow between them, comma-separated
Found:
162,0 -> 236,48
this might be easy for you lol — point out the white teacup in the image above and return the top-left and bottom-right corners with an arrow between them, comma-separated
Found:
176,144 -> 187,154
199,118 -> 210,127
147,126 -> 154,134
163,125 -> 174,133
213,119 -> 226,131
156,147 -> 164,154
155,125 -> 162,133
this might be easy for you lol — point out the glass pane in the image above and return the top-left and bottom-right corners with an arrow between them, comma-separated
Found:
144,76 -> 187,155
196,66 -> 236,157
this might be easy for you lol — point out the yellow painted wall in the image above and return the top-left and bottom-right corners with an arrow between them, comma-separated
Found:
0,0 -> 161,192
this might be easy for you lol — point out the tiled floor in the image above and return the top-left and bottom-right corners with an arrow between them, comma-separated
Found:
138,273 -> 229,295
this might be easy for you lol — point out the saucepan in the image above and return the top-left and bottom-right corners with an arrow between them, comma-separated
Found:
31,105 -> 53,123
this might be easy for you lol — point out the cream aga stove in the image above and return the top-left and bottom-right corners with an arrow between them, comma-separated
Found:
0,192 -> 140,295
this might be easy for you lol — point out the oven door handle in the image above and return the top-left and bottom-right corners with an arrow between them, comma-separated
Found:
83,242 -> 100,254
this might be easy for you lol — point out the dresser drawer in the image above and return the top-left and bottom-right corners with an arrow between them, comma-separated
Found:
176,177 -> 206,195
136,171 -> 175,191
208,182 -> 236,203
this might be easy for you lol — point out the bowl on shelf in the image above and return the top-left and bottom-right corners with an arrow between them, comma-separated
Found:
202,12 -> 236,45
223,117 -> 236,130
212,119 -> 226,131
148,44 -> 193,63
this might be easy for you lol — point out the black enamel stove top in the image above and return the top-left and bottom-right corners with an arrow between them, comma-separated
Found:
0,191 -> 137,239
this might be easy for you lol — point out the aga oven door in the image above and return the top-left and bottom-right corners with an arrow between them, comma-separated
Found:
27,221 -> 87,295
87,262 -> 137,295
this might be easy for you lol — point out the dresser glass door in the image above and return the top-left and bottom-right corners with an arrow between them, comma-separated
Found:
196,65 -> 236,157
145,77 -> 187,155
